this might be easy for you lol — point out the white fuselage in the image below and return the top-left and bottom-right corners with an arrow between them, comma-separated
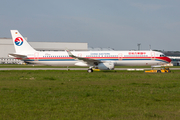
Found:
18,50 -> 171,67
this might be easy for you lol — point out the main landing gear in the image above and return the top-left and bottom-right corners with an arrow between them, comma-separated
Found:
87,68 -> 93,73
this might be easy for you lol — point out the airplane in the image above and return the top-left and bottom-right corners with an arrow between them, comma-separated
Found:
9,30 -> 171,72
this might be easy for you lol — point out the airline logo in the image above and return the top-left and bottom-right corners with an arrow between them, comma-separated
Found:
15,37 -> 23,46
128,52 -> 146,55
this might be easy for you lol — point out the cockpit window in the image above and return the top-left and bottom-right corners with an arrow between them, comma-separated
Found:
160,54 -> 166,57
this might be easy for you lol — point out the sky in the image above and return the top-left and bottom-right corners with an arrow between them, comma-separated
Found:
0,0 -> 180,51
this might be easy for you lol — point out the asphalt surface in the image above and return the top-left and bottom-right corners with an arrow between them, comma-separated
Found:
0,68 -> 180,70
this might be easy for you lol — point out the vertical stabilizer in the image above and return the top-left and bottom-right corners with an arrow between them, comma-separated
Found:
10,30 -> 36,53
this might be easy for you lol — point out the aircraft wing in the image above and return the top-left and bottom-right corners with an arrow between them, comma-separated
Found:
66,50 -> 101,66
9,53 -> 27,58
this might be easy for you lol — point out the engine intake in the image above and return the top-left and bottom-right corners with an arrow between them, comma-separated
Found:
96,62 -> 114,70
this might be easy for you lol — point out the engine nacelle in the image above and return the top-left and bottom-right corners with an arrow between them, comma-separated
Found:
96,62 -> 114,70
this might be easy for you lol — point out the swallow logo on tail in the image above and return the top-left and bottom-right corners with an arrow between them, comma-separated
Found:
14,37 -> 23,46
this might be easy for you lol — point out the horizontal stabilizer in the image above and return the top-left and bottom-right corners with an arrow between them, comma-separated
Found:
9,53 -> 27,58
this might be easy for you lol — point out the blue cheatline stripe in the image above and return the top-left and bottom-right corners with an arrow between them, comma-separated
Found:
23,56 -> 170,63
122,59 -> 151,61
155,59 -> 169,63
24,59 -> 76,61
24,58 -> 168,63
25,58 -> 149,62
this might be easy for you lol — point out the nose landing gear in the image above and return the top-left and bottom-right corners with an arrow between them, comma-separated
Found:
87,68 -> 93,73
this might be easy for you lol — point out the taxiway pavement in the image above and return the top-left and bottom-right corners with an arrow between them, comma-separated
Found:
0,68 -> 180,70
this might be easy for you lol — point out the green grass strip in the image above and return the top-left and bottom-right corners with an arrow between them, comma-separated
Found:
0,70 -> 180,119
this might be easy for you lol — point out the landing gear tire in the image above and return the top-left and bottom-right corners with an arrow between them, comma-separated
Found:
87,68 -> 93,73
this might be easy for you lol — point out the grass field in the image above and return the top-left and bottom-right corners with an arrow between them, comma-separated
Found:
0,70 -> 180,120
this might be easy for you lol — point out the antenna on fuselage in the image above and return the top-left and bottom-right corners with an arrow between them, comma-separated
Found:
149,45 -> 152,51
137,43 -> 141,51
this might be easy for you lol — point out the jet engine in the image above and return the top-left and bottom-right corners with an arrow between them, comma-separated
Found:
96,62 -> 114,70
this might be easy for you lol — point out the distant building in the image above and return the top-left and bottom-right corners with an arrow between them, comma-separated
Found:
0,38 -> 88,64
162,51 -> 180,66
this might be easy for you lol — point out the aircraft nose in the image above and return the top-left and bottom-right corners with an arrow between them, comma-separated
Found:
166,57 -> 171,63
